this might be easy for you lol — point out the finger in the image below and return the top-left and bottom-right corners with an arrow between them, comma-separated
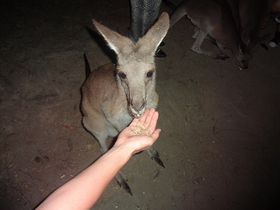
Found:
137,108 -> 150,126
129,109 -> 149,127
142,108 -> 156,128
147,111 -> 159,132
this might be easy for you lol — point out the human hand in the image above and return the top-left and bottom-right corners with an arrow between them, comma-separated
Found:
114,108 -> 161,155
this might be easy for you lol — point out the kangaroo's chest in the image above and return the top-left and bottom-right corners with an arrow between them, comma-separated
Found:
105,107 -> 133,137
102,86 -> 157,134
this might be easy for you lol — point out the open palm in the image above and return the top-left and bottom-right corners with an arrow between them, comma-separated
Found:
115,108 -> 161,155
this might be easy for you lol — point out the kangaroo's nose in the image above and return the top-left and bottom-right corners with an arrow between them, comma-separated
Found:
131,100 -> 146,112
130,98 -> 146,118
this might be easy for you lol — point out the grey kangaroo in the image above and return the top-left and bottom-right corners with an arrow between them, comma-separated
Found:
226,0 -> 273,53
165,0 -> 251,69
81,12 -> 170,195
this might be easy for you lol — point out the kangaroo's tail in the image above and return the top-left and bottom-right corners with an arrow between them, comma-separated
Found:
164,0 -> 189,28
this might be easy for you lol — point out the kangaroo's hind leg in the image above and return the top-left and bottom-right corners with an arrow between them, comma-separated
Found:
191,28 -> 215,57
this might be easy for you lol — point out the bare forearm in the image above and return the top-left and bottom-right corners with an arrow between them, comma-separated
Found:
36,145 -> 132,210
37,109 -> 160,210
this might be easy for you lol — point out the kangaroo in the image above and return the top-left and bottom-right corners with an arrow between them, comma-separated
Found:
81,12 -> 169,195
164,0 -> 250,69
226,0 -> 273,53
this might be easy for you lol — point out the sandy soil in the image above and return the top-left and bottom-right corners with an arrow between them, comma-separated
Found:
1,0 -> 280,209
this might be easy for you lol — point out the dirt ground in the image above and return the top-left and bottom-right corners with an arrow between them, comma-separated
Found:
1,0 -> 280,209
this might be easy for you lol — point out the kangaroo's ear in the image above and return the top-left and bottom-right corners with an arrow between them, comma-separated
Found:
137,12 -> 170,54
92,19 -> 132,54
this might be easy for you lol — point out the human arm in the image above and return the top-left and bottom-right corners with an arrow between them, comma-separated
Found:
36,108 -> 161,210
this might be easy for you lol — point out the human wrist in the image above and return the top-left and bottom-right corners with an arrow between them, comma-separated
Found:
110,142 -> 134,161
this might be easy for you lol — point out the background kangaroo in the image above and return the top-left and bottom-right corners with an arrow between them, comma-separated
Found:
164,0 -> 251,69
81,12 -> 170,195
226,0 -> 274,53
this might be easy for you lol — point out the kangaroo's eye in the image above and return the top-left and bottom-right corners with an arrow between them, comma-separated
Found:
118,72 -> 127,79
147,70 -> 154,78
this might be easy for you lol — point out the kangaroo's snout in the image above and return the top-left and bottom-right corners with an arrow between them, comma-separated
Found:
237,55 -> 250,70
130,99 -> 146,117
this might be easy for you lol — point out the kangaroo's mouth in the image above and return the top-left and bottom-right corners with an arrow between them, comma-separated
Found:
128,106 -> 144,119
131,110 -> 143,119
135,113 -> 141,119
